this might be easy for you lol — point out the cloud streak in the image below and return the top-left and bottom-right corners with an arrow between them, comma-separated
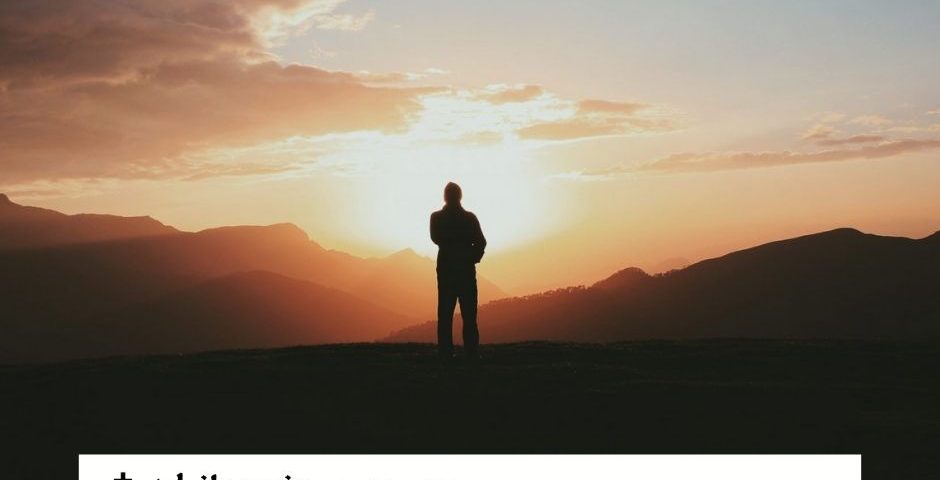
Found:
312,9 -> 376,31
638,139 -> 940,174
800,125 -> 886,146
814,134 -> 885,147
563,134 -> 940,180
481,84 -> 545,104
518,99 -> 676,141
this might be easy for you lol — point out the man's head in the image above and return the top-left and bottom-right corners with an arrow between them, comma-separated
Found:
444,182 -> 462,205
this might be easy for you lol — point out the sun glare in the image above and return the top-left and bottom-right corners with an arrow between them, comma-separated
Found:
295,90 -> 576,256
327,140 -> 556,256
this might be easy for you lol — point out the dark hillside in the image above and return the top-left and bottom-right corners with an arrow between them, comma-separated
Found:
0,193 -> 178,249
389,228 -> 940,342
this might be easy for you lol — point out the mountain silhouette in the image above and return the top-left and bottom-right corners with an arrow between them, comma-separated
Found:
3,193 -> 937,363
0,195 -> 503,363
6,271 -> 413,362
60,271 -> 413,359
387,228 -> 940,343
0,193 -> 177,249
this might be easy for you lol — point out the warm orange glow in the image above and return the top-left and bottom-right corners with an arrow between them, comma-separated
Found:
2,0 -> 939,296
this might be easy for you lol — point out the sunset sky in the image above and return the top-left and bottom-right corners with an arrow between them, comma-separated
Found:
2,0 -> 940,293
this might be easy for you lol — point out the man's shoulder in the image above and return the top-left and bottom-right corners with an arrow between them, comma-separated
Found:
430,209 -> 448,224
432,206 -> 476,220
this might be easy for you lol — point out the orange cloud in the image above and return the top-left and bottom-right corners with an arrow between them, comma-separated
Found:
577,99 -> 646,115
801,124 -> 837,141
1,58 -> 430,182
482,84 -> 545,104
0,0 -> 315,89
0,0 -> 427,182
0,1 -> 680,184
354,68 -> 448,84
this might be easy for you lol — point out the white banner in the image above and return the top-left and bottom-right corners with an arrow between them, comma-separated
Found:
79,454 -> 861,480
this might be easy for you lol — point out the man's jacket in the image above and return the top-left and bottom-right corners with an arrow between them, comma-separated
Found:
430,204 -> 486,271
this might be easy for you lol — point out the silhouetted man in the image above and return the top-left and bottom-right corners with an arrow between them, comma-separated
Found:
430,182 -> 486,360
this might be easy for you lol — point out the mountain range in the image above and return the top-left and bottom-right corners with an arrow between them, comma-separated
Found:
387,227 -> 940,343
0,194 -> 502,362
2,193 -> 938,364
0,193 -> 177,248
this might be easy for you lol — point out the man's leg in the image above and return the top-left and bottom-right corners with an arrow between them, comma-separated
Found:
458,271 -> 479,358
437,274 -> 458,358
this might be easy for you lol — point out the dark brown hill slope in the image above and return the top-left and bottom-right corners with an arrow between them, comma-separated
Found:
50,271 -> 414,360
0,193 -> 177,248
388,228 -> 940,342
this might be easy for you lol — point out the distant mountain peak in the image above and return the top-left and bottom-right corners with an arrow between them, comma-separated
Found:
789,227 -> 865,242
71,212 -> 172,227
377,248 -> 431,269
266,222 -> 310,239
727,227 -> 868,255
388,248 -> 422,259
197,223 -> 310,242
0,196 -> 179,249
821,227 -> 863,236
650,256 -> 690,274
0,193 -> 21,209
593,266 -> 652,290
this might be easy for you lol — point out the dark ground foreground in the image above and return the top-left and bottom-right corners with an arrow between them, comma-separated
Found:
2,340 -> 938,479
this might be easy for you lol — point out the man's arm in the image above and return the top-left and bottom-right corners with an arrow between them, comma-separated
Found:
471,214 -> 486,263
430,212 -> 442,246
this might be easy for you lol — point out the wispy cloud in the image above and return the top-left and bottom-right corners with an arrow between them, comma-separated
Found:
562,114 -> 940,179
354,68 -> 449,84
254,0 -> 369,42
815,135 -> 885,147
312,9 -> 376,31
801,124 -> 837,141
343,87 -> 681,147
849,115 -> 893,126
308,41 -> 337,59
809,112 -> 848,124
577,99 -> 646,115
887,123 -> 940,134
800,124 -> 885,146
637,138 -> 940,174
517,99 -> 677,141
481,84 -> 546,104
